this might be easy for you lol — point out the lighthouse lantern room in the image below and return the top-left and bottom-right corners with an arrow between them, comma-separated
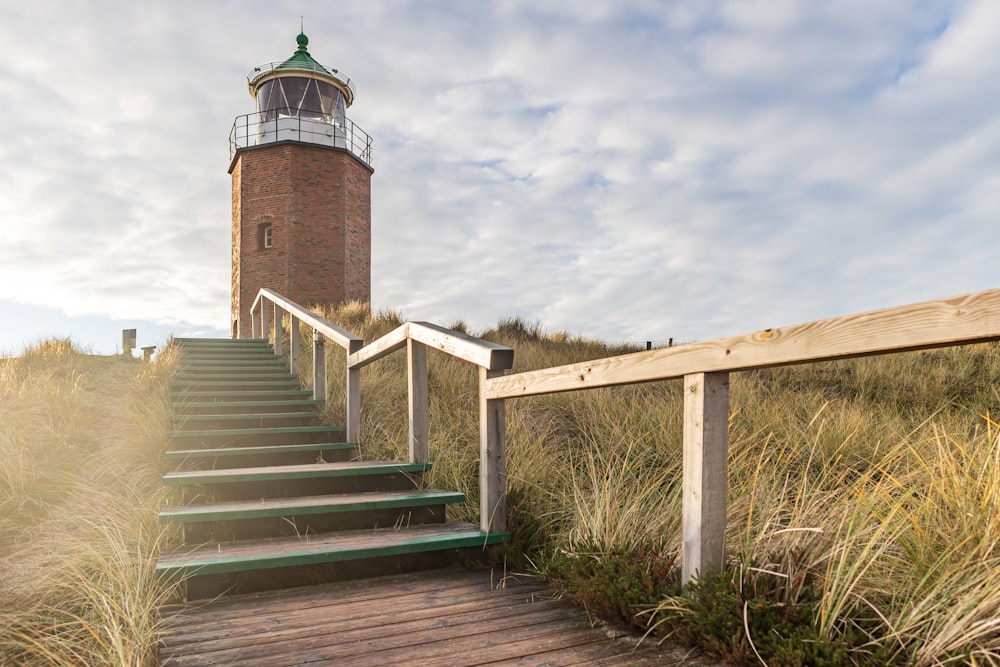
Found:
229,33 -> 373,338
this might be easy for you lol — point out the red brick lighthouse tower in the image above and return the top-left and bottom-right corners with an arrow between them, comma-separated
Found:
229,33 -> 373,338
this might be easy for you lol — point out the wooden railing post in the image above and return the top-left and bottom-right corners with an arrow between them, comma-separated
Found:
272,303 -> 283,356
289,316 -> 300,372
346,339 -> 362,444
408,340 -> 429,465
681,371 -> 730,585
480,368 -> 507,534
313,331 -> 327,404
251,311 -> 261,339
261,298 -> 270,343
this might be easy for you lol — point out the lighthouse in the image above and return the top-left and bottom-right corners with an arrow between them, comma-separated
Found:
229,32 -> 373,338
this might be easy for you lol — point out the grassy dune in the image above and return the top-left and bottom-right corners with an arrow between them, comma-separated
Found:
3,312 -> 998,666
304,303 -> 1000,667
0,339 -> 177,666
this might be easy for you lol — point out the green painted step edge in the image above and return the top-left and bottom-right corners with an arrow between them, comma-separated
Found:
175,338 -> 269,344
170,411 -> 319,423
168,425 -> 344,438
156,530 -> 509,578
171,390 -> 313,397
162,462 -> 431,486
165,441 -> 356,459
159,490 -> 465,524
178,363 -> 290,370
175,374 -> 296,382
172,399 -> 323,410
173,379 -> 300,385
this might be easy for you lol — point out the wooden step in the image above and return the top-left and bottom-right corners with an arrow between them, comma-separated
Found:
172,399 -> 323,415
161,489 -> 463,541
170,412 -> 320,431
178,364 -> 290,374
160,489 -> 464,525
175,338 -> 270,346
168,425 -> 345,448
163,461 -> 430,487
156,522 -> 508,579
172,381 -> 302,394
171,389 -> 314,402
174,365 -> 292,380
164,442 -> 358,469
175,371 -> 294,383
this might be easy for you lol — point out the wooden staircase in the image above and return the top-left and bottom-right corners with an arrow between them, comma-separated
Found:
156,337 -> 507,600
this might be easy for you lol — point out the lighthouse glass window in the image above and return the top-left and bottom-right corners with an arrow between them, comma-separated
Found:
257,77 -> 346,127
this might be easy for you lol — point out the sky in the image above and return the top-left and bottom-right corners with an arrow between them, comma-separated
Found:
1,0 -> 998,356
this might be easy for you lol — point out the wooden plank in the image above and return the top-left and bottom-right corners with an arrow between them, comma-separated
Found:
408,339 -> 429,465
158,569 -> 689,667
486,288 -> 1000,399
156,522 -> 508,577
162,461 -> 431,486
312,332 -> 326,404
160,569 -> 528,628
159,489 -> 465,524
347,323 -> 408,368
408,321 -> 515,371
168,425 -> 344,440
271,302 -> 283,356
346,339 -> 362,443
163,603 -> 576,666
288,316 -> 300,373
348,322 -> 515,371
480,367 -> 507,533
161,584 -> 555,659
260,297 -> 270,343
682,372 -> 729,584
256,288 -> 362,350
164,442 -> 354,461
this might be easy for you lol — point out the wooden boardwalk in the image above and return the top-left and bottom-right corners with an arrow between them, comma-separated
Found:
159,567 -> 714,666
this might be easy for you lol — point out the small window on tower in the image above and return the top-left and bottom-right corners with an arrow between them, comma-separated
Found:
261,224 -> 273,249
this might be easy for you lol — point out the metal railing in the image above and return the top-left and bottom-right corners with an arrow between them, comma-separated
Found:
230,108 -> 373,165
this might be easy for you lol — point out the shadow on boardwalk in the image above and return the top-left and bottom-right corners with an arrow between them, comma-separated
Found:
159,567 -> 725,666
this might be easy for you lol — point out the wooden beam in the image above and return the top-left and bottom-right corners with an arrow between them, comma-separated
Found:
313,332 -> 327,404
272,303 -> 283,356
480,368 -> 507,533
258,288 -> 362,351
346,339 -> 362,444
289,316 -> 300,373
348,324 -> 408,369
682,372 -> 729,585
409,322 -> 514,371
261,297 -> 270,345
486,288 -> 1000,400
408,340 -> 429,466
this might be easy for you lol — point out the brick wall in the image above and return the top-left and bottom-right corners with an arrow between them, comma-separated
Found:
230,142 -> 372,337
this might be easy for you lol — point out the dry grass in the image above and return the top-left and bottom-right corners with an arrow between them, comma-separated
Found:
0,339 -> 178,666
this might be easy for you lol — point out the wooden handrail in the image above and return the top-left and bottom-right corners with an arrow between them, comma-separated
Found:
347,320 -> 515,535
485,289 -> 1000,400
348,322 -> 514,370
482,287 -> 1000,585
249,289 -> 364,442
252,289 -> 362,350
247,288 -> 514,535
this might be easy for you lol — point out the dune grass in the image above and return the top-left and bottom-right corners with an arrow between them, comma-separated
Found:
0,339 -> 178,666
295,303 -> 1000,666
6,308 -> 996,666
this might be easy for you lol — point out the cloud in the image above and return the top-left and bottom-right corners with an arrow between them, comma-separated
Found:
0,0 -> 996,351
